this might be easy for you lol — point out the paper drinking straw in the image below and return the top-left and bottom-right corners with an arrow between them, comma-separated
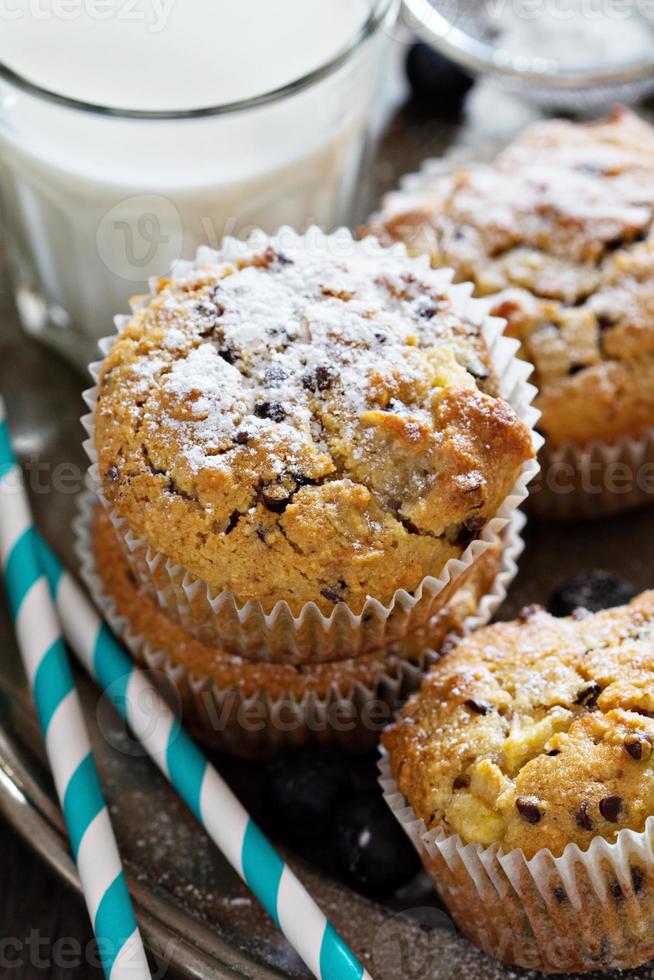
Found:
34,531 -> 372,980
0,401 -> 150,980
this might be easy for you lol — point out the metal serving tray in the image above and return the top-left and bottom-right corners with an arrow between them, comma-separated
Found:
1,66 -> 654,980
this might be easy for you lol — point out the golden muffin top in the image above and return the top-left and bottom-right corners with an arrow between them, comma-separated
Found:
366,108 -> 654,448
94,234 -> 533,615
383,592 -> 654,859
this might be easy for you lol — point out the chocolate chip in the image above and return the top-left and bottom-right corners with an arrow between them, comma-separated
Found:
464,698 -> 491,716
320,582 -> 346,604
225,510 -> 240,534
624,734 -> 652,761
574,683 -> 601,708
516,797 -> 542,824
599,795 -> 623,823
569,364 -> 586,376
218,346 -> 236,364
631,867 -> 645,893
254,401 -> 286,423
235,431 -> 251,445
316,366 -> 335,390
453,774 -> 470,790
454,515 -> 485,548
289,470 -> 314,489
547,749 -> 560,757
576,801 -> 593,831
303,366 -> 335,392
553,884 -> 567,905
605,234 -> 627,252
399,516 -> 421,535
261,484 -> 294,514
264,365 -> 289,387
597,312 -> 618,331
106,465 -> 120,482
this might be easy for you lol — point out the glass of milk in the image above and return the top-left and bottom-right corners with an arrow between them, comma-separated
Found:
0,0 -> 398,369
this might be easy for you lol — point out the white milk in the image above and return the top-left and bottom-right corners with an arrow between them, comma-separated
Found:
0,0 -> 394,366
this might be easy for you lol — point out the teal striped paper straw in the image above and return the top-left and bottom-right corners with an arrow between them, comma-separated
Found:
34,533 -> 371,980
0,401 -> 150,980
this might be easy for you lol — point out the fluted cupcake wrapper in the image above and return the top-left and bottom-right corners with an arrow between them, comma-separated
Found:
528,427 -> 654,521
82,228 -> 541,663
379,753 -> 654,973
370,156 -> 654,522
74,490 -> 525,758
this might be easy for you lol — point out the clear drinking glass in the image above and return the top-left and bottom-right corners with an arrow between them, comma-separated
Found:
0,0 -> 398,370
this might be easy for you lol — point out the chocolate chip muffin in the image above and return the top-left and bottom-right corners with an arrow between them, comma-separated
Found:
384,593 -> 654,855
382,592 -> 654,971
92,233 -> 534,649
86,504 -> 503,756
367,108 -> 654,451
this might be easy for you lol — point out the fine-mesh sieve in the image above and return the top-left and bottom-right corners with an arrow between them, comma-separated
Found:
402,0 -> 654,111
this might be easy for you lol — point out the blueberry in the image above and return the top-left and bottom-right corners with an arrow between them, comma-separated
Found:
331,790 -> 421,896
548,571 -> 638,618
406,42 -> 474,118
264,750 -> 353,840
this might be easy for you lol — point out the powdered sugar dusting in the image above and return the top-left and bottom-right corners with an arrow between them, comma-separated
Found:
126,233 -> 495,483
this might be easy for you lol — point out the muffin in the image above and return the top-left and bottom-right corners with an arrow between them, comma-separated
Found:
381,593 -> 654,972
366,108 -> 654,519
78,501 -> 508,757
86,229 -> 537,662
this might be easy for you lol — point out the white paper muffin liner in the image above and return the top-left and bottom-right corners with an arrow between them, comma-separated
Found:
369,155 -> 654,522
528,427 -> 654,521
75,489 -> 525,758
82,228 -> 541,663
379,753 -> 654,973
